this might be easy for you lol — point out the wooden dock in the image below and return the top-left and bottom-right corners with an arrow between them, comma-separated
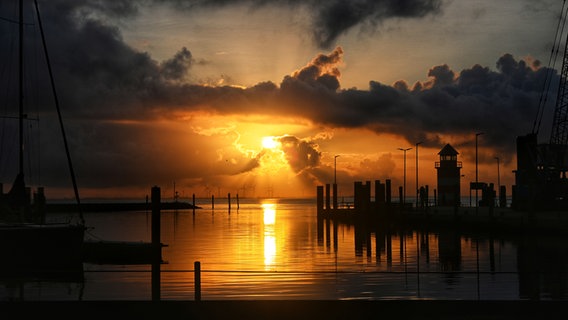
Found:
2,300 -> 565,320
316,182 -> 568,233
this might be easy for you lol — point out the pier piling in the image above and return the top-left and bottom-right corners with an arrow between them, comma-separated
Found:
325,184 -> 330,212
151,186 -> 161,250
317,186 -> 324,215
151,186 -> 162,301
195,261 -> 201,301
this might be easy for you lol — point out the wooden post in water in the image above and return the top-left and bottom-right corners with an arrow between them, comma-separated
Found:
151,186 -> 161,249
332,183 -> 337,210
236,193 -> 240,210
194,261 -> 201,301
211,195 -> 214,210
316,186 -> 324,215
228,192 -> 231,213
192,193 -> 196,215
151,186 -> 161,301
325,183 -> 330,212
386,179 -> 392,206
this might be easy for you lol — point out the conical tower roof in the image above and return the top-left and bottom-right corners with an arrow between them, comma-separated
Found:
438,143 -> 458,156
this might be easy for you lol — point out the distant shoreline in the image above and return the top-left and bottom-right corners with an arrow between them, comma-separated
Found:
45,201 -> 201,213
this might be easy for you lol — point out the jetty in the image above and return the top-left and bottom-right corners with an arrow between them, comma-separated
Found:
46,200 -> 200,213
318,142 -> 568,233
317,179 -> 568,234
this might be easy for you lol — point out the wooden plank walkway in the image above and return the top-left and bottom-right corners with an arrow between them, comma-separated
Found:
1,300 -> 565,320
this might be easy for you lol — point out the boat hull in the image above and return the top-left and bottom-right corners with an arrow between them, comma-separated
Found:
0,223 -> 85,276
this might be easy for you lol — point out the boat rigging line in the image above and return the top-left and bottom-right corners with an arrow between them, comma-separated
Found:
33,0 -> 84,225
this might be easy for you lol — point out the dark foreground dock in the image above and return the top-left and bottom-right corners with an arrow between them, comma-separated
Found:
1,300 -> 564,319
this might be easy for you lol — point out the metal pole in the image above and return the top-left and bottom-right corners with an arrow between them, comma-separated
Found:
494,156 -> 500,191
333,155 -> 339,210
495,156 -> 500,207
398,147 -> 412,207
334,155 -> 339,185
475,132 -> 484,214
19,0 -> 24,177
415,141 -> 423,208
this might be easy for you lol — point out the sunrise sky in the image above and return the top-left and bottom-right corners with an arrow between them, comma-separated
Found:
0,0 -> 563,200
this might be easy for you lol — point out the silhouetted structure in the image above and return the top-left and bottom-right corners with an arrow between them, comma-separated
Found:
512,133 -> 568,211
0,0 -> 85,276
435,144 -> 462,207
511,4 -> 568,212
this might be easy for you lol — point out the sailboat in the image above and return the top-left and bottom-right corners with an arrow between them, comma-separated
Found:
0,0 -> 85,275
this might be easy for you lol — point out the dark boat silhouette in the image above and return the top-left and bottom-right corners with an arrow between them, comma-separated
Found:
0,0 -> 85,276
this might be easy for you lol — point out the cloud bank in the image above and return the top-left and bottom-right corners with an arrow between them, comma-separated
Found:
0,0 -> 558,197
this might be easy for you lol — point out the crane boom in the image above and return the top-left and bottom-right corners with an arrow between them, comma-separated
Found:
512,1 -> 568,211
550,32 -> 568,146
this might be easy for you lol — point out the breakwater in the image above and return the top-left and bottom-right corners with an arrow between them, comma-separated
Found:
46,201 -> 200,213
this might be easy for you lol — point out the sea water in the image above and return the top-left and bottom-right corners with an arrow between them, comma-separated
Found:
1,198 -> 566,301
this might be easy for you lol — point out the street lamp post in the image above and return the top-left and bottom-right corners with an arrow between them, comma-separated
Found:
334,155 -> 340,210
415,141 -> 423,208
398,147 -> 412,208
334,155 -> 340,185
475,132 -> 484,215
495,156 -> 500,207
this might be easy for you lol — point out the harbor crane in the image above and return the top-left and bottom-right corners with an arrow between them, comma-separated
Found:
512,1 -> 568,211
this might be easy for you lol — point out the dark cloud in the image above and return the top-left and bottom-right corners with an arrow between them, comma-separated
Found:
278,135 -> 321,174
427,64 -> 455,87
0,0 -> 558,196
160,47 -> 193,82
146,0 -> 443,48
310,0 -> 442,49
46,0 -> 442,49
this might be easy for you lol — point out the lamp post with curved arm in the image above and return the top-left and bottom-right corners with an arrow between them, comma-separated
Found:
398,147 -> 412,208
475,132 -> 484,215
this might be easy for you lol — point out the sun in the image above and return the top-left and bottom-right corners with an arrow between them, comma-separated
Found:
262,136 -> 279,149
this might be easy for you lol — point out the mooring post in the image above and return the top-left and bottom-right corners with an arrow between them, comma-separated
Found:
211,195 -> 214,210
316,185 -> 324,216
192,193 -> 196,215
151,186 -> 161,301
228,192 -> 231,213
194,261 -> 201,301
151,186 -> 161,249
236,193 -> 240,210
325,183 -> 330,212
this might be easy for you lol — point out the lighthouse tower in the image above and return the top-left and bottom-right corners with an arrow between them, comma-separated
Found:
435,144 -> 462,206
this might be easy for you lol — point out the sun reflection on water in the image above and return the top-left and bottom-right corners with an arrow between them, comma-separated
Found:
262,202 -> 276,269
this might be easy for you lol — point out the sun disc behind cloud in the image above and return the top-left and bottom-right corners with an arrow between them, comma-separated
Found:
262,136 -> 279,149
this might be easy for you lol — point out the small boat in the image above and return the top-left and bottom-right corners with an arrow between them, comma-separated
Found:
0,0 -> 85,275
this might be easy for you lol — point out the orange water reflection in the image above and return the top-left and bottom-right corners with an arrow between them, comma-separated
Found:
262,202 -> 276,269
102,199 -> 566,300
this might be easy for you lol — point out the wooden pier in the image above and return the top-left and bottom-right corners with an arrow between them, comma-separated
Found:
317,181 -> 568,233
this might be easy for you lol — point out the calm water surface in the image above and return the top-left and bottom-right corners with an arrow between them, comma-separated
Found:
2,198 -> 567,301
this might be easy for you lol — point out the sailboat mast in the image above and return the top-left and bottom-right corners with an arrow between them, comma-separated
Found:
18,0 -> 24,178
34,0 -> 85,225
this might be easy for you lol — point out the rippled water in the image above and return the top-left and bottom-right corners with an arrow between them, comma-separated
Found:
2,198 -> 567,301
